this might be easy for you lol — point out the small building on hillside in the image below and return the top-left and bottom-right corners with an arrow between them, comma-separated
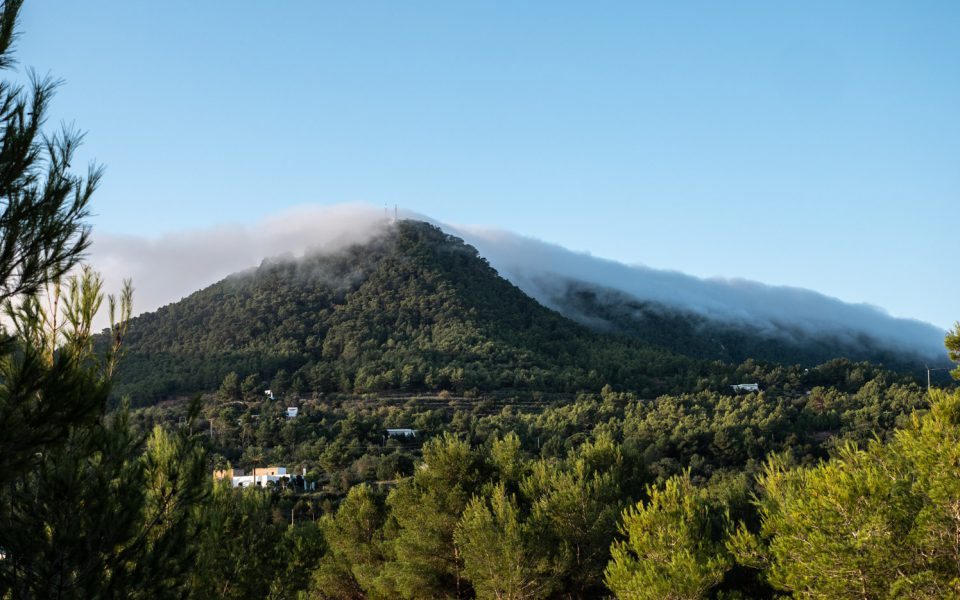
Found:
731,383 -> 760,393
286,407 -> 299,418
386,428 -> 417,438
214,466 -> 289,488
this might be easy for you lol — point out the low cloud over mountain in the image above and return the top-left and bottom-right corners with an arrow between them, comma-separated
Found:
447,225 -> 948,361
89,203 -> 947,360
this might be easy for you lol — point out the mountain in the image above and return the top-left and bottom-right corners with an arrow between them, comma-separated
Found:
108,219 -> 945,405
90,204 -> 949,369
110,221 -> 689,404
447,225 -> 948,368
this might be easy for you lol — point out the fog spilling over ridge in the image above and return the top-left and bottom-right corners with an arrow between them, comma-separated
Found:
444,224 -> 947,360
90,204 -> 946,358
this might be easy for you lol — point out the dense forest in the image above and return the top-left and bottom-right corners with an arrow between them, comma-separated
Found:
550,281 -> 938,372
108,218 -> 946,407
2,2 -> 960,598
109,219 -> 695,404
111,356 -> 941,598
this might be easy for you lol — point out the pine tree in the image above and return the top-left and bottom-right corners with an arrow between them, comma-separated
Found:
0,0 -> 96,304
523,434 -> 626,597
0,403 -> 208,598
0,0 -> 106,486
0,5 -> 209,596
381,433 -> 488,599
456,483 -> 545,600
732,388 -> 960,598
0,270 -> 209,599
189,484 -> 285,599
604,472 -> 732,600
310,483 -> 390,599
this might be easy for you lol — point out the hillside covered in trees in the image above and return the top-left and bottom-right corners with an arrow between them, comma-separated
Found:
550,280 -> 939,372
109,220 -> 938,406
110,220 -> 694,404
118,355 -> 954,599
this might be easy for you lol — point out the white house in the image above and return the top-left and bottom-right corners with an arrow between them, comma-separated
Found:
286,407 -> 299,418
731,383 -> 760,393
214,466 -> 288,488
386,428 -> 417,438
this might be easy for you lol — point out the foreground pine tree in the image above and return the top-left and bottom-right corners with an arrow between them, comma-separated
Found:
0,2 -> 209,597
728,388 -> 960,599
0,0 -> 102,486
604,472 -> 733,600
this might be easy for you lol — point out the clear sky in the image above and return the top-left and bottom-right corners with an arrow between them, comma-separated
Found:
16,1 -> 959,329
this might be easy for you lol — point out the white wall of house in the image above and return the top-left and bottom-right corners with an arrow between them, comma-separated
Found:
231,474 -> 285,488
231,468 -> 288,488
386,428 -> 417,437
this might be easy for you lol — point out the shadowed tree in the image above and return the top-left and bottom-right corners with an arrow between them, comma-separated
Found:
0,4 -> 210,596
0,0 -> 105,487
188,483 -> 285,600
0,269 -> 209,599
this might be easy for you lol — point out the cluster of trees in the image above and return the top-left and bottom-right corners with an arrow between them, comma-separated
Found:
109,208 -> 947,409
89,356 -> 936,598
110,217 -> 947,408
151,382 -> 960,599
147,356 -> 918,498
9,374 -> 956,598
610,387 -> 960,599
308,432 -> 632,598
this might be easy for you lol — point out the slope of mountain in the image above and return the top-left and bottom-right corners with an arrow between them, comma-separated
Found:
448,225 -> 948,368
546,279 -> 937,371
110,221 -> 688,404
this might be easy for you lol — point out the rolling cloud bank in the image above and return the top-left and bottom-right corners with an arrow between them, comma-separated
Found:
89,204 -> 948,360
444,224 -> 948,361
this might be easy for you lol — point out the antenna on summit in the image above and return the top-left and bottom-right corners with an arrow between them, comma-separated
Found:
394,204 -> 398,221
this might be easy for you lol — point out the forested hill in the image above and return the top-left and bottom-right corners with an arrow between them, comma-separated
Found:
549,280 -> 934,372
110,220 -> 691,404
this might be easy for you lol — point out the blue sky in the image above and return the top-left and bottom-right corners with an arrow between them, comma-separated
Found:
17,2 -> 959,329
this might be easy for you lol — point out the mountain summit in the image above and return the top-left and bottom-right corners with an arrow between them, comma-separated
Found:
109,219 -> 944,404
111,221 -> 683,403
